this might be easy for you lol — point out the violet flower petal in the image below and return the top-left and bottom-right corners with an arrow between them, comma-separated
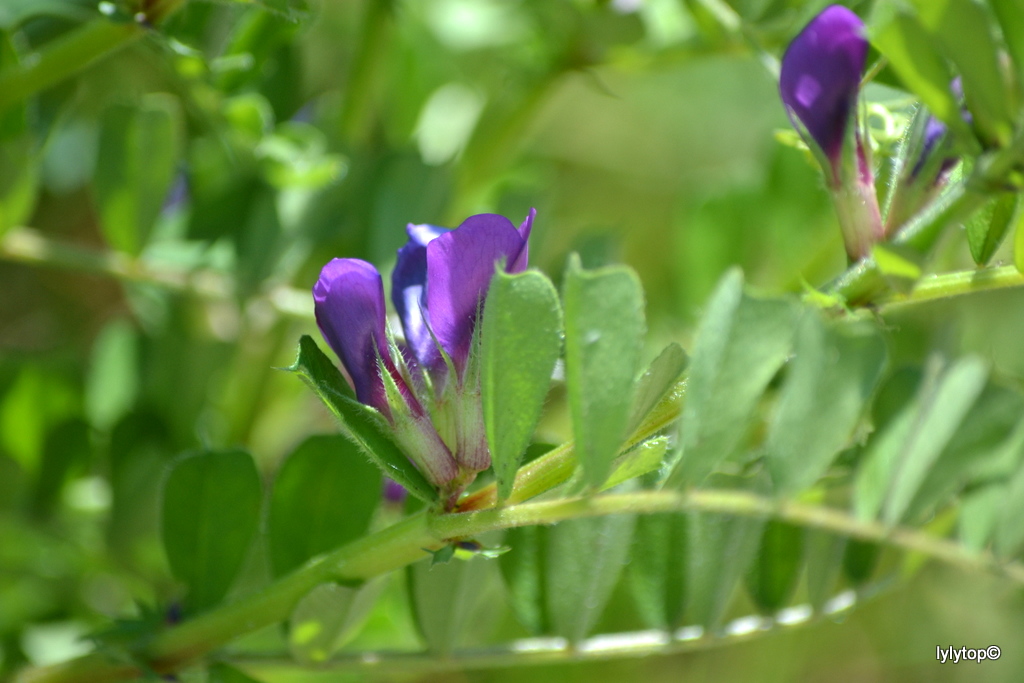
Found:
314,258 -> 392,413
779,6 -> 868,165
425,213 -> 528,374
509,208 -> 536,272
392,223 -> 450,366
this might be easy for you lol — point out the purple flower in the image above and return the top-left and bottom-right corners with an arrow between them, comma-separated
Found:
314,258 -> 458,488
392,210 -> 534,378
779,6 -> 885,260
313,209 -> 537,496
779,5 -> 868,177
314,258 -> 408,415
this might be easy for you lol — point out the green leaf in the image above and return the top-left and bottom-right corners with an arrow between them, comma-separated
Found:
31,419 -> 91,519
966,193 -> 1019,266
626,343 -> 687,436
883,357 -> 988,524
991,0 -> 1024,88
1013,196 -> 1024,275
995,454 -> 1024,558
268,435 -> 382,577
108,411 -> 174,572
628,512 -> 687,629
85,318 -> 138,432
842,539 -> 881,586
563,255 -> 645,488
909,0 -> 1013,144
0,0 -> 93,30
601,437 -> 670,492
546,511 -> 636,643
870,12 -> 973,142
745,521 -> 804,615
499,526 -> 548,635
669,269 -> 797,487
208,663 -> 263,683
245,0 -> 310,22
958,485 -> 1005,552
0,32 -> 38,237
161,449 -> 262,612
871,243 -> 923,282
766,315 -> 886,496
481,270 -> 562,501
408,555 -> 498,653
855,357 -> 988,523
288,580 -> 385,664
687,508 -> 764,629
94,95 -> 182,255
804,531 -> 846,613
287,335 -> 437,503
903,384 -> 1023,522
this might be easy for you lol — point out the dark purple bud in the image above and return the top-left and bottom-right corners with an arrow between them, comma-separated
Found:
779,6 -> 868,171
424,211 -> 533,375
314,258 -> 403,415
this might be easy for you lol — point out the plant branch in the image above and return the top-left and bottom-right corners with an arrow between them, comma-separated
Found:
877,265 -> 1024,312
17,428 -> 1024,683
0,227 -> 312,320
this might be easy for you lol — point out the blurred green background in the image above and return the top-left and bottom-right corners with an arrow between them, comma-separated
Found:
2,0 -> 1023,681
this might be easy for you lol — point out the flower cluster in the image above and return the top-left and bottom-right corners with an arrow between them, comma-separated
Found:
313,210 -> 535,503
779,5 -> 964,261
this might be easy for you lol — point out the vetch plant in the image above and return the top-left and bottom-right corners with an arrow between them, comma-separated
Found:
9,1 -> 1024,682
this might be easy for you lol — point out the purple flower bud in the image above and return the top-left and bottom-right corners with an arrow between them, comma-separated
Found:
779,5 -> 868,176
382,477 -> 408,505
314,258 -> 415,416
392,210 -> 534,377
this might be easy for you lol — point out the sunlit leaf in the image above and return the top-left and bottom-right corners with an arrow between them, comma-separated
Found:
563,255 -> 645,489
966,193 -> 1019,266
481,270 -> 562,500
668,269 -> 797,487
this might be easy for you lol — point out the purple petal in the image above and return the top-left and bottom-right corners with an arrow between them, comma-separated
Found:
509,208 -> 536,272
314,258 -> 393,413
425,214 -> 528,374
392,224 -> 450,366
779,6 -> 867,164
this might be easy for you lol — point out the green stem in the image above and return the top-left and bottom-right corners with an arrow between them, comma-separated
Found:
878,265 -> 1024,311
830,124 -> 1024,306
